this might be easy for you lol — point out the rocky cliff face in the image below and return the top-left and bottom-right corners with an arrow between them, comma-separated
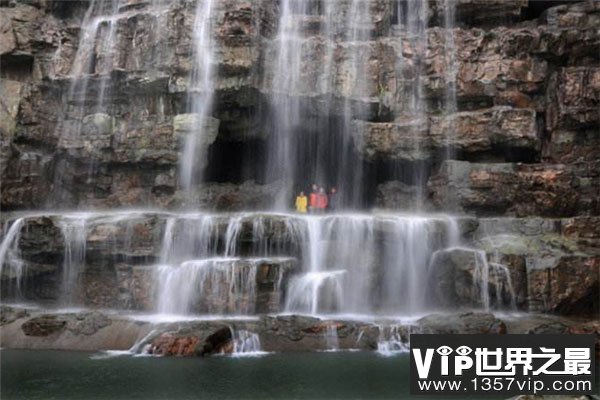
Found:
0,0 -> 597,214
0,0 -> 598,328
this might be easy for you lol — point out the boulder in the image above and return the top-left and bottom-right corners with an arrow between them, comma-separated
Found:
427,247 -> 515,309
416,312 -> 507,334
21,315 -> 67,336
149,332 -> 203,356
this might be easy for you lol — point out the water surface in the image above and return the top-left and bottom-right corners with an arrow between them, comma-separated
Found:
1,350 -> 503,399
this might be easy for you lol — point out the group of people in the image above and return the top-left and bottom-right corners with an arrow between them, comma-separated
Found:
295,184 -> 337,213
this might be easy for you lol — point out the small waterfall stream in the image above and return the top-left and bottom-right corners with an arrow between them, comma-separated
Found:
0,218 -> 25,295
230,329 -> 264,357
57,216 -> 88,305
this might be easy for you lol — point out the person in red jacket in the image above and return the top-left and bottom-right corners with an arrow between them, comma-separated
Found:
316,187 -> 328,212
309,184 -> 319,213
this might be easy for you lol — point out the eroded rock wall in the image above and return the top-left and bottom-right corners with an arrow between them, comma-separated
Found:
0,0 -> 597,213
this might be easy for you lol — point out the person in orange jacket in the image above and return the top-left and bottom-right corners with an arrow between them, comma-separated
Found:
316,187 -> 328,212
309,184 -> 319,213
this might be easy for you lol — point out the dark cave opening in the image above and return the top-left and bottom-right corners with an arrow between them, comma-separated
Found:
522,0 -> 576,22
0,53 -> 34,81
204,137 -> 267,184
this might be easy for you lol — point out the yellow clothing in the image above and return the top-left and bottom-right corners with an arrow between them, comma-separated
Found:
295,195 -> 308,213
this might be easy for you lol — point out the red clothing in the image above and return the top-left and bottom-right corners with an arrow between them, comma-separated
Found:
309,192 -> 318,208
316,193 -> 328,209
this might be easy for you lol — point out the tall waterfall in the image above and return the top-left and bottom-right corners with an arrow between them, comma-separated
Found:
265,1 -> 375,209
180,0 -> 218,191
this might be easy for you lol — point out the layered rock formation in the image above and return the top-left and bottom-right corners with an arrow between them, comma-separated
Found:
1,0 -> 597,212
0,0 -> 598,353
2,305 -> 591,354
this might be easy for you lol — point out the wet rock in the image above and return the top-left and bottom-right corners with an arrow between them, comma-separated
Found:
0,305 -> 29,325
375,181 -> 426,210
66,311 -> 111,335
200,326 -> 233,356
21,314 -> 67,336
353,107 -> 539,162
524,321 -> 569,335
567,320 -> 600,357
428,160 -> 600,217
416,312 -> 506,334
561,216 -> 600,252
546,67 -> 600,132
173,181 -> 281,211
428,247 -> 514,309
527,255 -> 599,316
149,332 -> 203,356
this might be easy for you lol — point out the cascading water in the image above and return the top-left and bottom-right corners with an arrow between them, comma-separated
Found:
230,329 -> 264,357
155,258 -> 259,315
442,0 -> 458,162
180,0 -> 218,192
376,324 -> 410,357
265,0 -> 377,208
387,0 -> 431,208
324,324 -> 339,352
285,214 -> 458,316
0,0 -> 525,341
0,218 -> 25,295
0,211 -> 491,316
57,216 -> 88,304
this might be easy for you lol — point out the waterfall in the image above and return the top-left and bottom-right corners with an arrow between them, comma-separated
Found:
265,1 -> 377,209
230,329 -> 264,357
51,0 -> 171,204
324,324 -> 339,352
442,0 -> 458,161
57,216 -> 89,304
473,250 -> 490,311
490,263 -> 518,310
285,270 -> 346,315
0,218 -> 26,295
155,258 -> 258,315
285,214 -> 458,315
376,324 -> 409,357
180,0 -> 217,191
380,217 -> 435,313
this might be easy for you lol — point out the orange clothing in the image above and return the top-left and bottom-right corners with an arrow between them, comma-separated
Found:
309,192 -> 318,209
316,193 -> 328,209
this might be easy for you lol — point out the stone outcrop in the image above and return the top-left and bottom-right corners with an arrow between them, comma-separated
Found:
474,216 -> 600,316
428,160 -> 600,217
353,107 -> 538,162
427,247 -> 515,309
2,306 -> 594,354
0,0 -> 597,211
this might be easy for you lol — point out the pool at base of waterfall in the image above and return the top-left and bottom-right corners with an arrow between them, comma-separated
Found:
1,350 -> 504,399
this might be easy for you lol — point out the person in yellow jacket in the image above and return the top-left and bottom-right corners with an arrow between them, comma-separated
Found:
295,191 -> 308,213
